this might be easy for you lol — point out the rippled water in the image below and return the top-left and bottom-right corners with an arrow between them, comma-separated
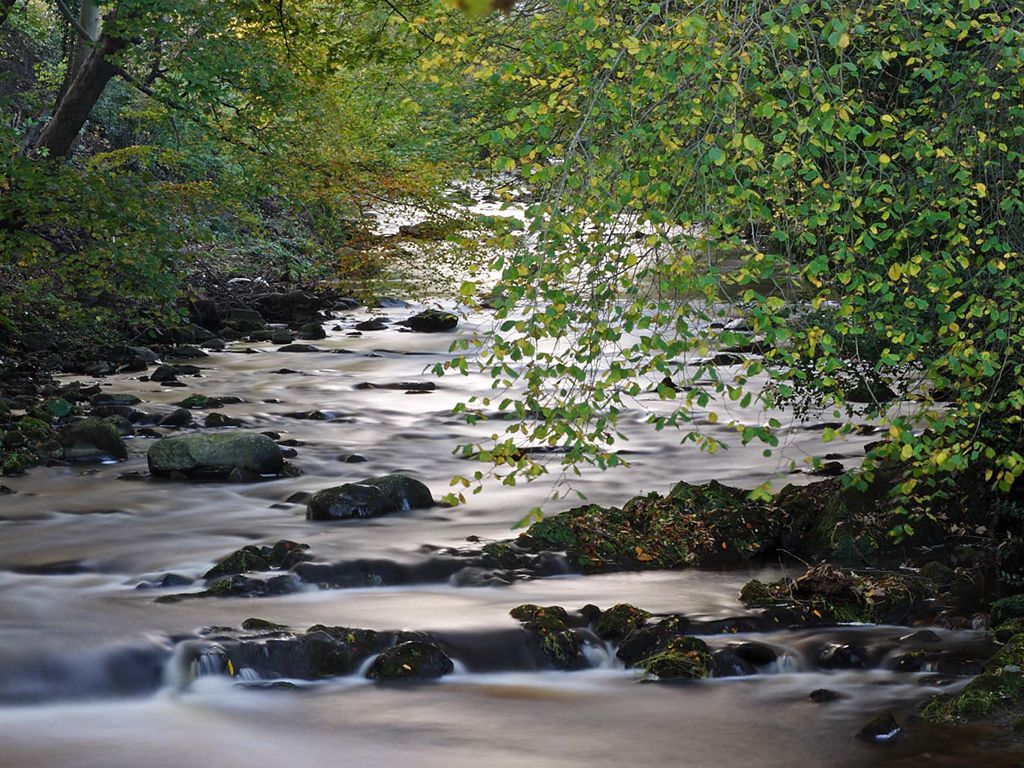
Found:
0,305 -> 1017,767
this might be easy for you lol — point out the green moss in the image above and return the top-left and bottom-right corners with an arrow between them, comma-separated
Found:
639,647 -> 713,681
509,604 -> 568,624
991,595 -> 1024,626
995,619 -> 1024,643
923,634 -> 1024,725
595,604 -> 650,640
738,564 -> 928,625
15,416 -> 50,440
1,452 -> 30,476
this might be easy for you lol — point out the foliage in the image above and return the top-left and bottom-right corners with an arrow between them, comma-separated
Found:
436,0 -> 1024,531
0,0 -> 460,347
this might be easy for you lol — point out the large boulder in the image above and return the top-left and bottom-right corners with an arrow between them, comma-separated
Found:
59,417 -> 128,461
147,432 -> 283,479
306,474 -> 433,521
401,309 -> 458,333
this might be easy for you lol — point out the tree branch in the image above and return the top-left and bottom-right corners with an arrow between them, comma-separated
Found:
53,0 -> 96,42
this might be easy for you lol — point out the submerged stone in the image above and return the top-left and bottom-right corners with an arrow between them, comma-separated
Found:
147,432 -> 284,479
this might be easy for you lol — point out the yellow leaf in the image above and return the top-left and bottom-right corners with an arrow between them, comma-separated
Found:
227,660 -> 235,676
888,263 -> 902,281
635,546 -> 654,562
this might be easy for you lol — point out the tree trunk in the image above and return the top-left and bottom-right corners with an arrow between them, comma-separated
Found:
32,31 -> 126,160
70,1 -> 103,77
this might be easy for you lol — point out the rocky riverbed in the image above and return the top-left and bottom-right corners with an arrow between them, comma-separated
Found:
1,297 -> 1022,768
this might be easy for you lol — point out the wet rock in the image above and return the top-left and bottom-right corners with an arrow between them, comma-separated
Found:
711,648 -> 758,677
355,381 -> 436,392
151,364 -> 200,383
201,338 -> 226,350
59,417 -> 128,461
817,643 -> 868,670
338,453 -> 368,463
365,641 -> 454,681
202,541 -> 311,581
739,563 -> 929,625
256,291 -> 323,323
158,408 -> 194,428
521,480 -> 778,572
277,343 -> 321,353
165,345 -> 209,360
730,641 -> 778,666
355,319 -> 388,331
809,688 -> 842,703
856,711 -> 901,742
176,394 -> 243,409
241,618 -> 287,632
271,329 -> 295,345
90,393 -> 142,408
899,629 -> 942,644
205,412 -> 243,428
136,573 -> 193,590
616,615 -> 691,666
147,432 -> 284,479
638,637 -> 713,681
922,633 -> 1024,727
594,604 -> 650,641
306,474 -> 433,521
401,309 -> 458,333
297,322 -> 326,340
225,308 -> 266,332
510,605 -> 582,670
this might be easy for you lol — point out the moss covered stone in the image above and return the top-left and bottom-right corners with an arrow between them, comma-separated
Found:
59,417 -> 128,461
148,431 -> 283,478
523,480 -> 780,572
509,604 -> 582,669
739,563 -> 928,625
638,641 -> 713,681
922,633 -> 1024,726
594,604 -> 651,641
365,640 -> 454,681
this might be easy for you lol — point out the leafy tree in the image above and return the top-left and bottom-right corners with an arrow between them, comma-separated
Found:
440,0 -> 1024,533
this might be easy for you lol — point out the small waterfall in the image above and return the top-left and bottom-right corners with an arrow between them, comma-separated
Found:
582,641 -> 622,670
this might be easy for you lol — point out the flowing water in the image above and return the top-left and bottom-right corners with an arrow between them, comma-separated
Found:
0,306 -> 1018,767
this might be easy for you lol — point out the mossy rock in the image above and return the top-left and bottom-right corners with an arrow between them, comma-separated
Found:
638,644 -> 713,681
365,640 -> 453,681
995,619 -> 1024,643
617,615 -> 691,666
523,480 -> 779,572
16,416 -> 50,440
738,563 -> 929,625
204,546 -> 271,579
59,417 -> 128,462
922,633 -> 1024,725
148,432 -> 283,479
306,474 -> 433,520
594,604 -> 650,641
510,604 -> 581,669
1,452 -> 31,476
510,604 -> 569,624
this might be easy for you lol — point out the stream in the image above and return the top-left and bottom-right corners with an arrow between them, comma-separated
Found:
0,305 -> 1018,767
